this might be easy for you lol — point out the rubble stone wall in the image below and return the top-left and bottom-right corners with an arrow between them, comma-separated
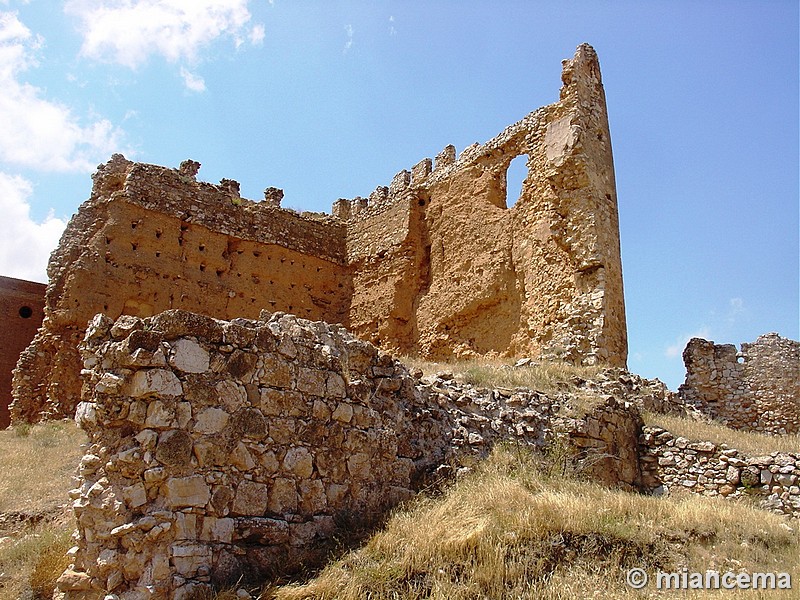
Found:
60,309 -> 647,599
13,44 -> 627,424
640,427 -> 800,519
678,334 -> 800,434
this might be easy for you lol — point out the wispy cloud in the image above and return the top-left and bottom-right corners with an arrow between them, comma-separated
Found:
0,172 -> 66,282
0,11 -> 126,172
343,23 -> 353,53
180,66 -> 206,92
664,326 -> 711,359
388,15 -> 396,36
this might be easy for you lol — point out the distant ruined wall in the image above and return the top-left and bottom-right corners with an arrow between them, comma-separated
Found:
0,276 -> 46,428
13,44 -> 627,424
678,334 -> 800,435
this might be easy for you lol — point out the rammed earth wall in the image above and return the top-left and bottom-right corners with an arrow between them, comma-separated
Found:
14,44 -> 627,425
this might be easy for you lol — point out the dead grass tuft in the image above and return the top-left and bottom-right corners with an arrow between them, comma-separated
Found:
644,412 -> 800,457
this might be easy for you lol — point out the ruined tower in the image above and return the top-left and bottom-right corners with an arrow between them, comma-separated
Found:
11,44 -> 626,423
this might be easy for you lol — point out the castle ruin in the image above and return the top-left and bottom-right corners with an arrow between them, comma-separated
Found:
12,44 -> 626,423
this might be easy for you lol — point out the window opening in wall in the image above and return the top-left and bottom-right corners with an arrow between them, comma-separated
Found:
19,306 -> 33,318
505,155 -> 528,208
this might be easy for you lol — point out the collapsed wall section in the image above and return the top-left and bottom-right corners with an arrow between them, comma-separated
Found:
678,334 -> 800,434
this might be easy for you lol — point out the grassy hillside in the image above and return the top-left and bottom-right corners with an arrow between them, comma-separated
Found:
270,446 -> 798,599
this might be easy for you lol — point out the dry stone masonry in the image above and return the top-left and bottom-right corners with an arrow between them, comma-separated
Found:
679,334 -> 799,434
60,309 -> 650,600
58,308 -> 798,598
13,44 -> 627,424
640,427 -> 800,518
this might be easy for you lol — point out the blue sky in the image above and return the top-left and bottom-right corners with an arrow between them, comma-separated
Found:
0,1 -> 797,390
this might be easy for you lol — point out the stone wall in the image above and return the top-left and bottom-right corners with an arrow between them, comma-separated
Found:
640,427 -> 800,519
13,43 -> 627,424
0,276 -> 46,428
59,309 -> 646,599
679,334 -> 800,434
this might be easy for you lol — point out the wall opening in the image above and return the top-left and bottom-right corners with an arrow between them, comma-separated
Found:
505,155 -> 528,208
19,306 -> 33,318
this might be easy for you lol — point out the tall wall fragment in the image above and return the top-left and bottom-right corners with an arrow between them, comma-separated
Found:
679,333 -> 800,434
12,43 -> 627,423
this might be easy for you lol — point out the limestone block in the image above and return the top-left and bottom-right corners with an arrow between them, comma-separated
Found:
232,480 -> 269,516
215,380 -> 247,412
260,354 -> 294,388
124,369 -> 183,398
200,517 -> 234,543
145,401 -> 175,428
347,452 -> 371,479
165,476 -> 210,508
194,407 -> 229,434
171,543 -> 213,578
297,368 -> 326,396
268,478 -> 298,514
283,447 -> 314,478
331,402 -> 353,423
230,442 -> 256,471
170,338 -> 210,373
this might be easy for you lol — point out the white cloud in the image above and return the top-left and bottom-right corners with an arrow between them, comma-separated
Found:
665,326 -> 711,359
65,0 -> 261,69
0,10 -> 126,172
343,24 -> 353,53
249,23 -> 264,45
180,66 -> 206,92
0,172 -> 66,282
388,15 -> 396,36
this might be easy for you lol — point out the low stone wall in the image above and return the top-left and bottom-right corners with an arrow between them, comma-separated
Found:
58,310 -> 653,599
60,310 -> 456,599
640,427 -> 800,518
679,334 -> 799,434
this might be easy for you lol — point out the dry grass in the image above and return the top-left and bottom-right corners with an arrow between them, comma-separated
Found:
0,420 -> 87,514
644,412 -> 800,457
270,446 -> 799,599
401,356 -> 603,395
0,421 -> 86,600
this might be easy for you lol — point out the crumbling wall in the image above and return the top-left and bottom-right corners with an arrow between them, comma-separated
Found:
13,43 -> 627,424
640,427 -> 800,518
678,334 -> 800,434
339,44 -> 627,366
12,158 -> 352,423
0,276 -> 46,428
59,309 -> 646,599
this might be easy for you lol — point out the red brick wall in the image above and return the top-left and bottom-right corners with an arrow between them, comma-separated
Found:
0,276 -> 46,428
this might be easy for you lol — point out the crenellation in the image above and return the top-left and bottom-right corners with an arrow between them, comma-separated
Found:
262,187 -> 284,207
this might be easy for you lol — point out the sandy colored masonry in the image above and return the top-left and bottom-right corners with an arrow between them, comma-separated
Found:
12,44 -> 627,423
